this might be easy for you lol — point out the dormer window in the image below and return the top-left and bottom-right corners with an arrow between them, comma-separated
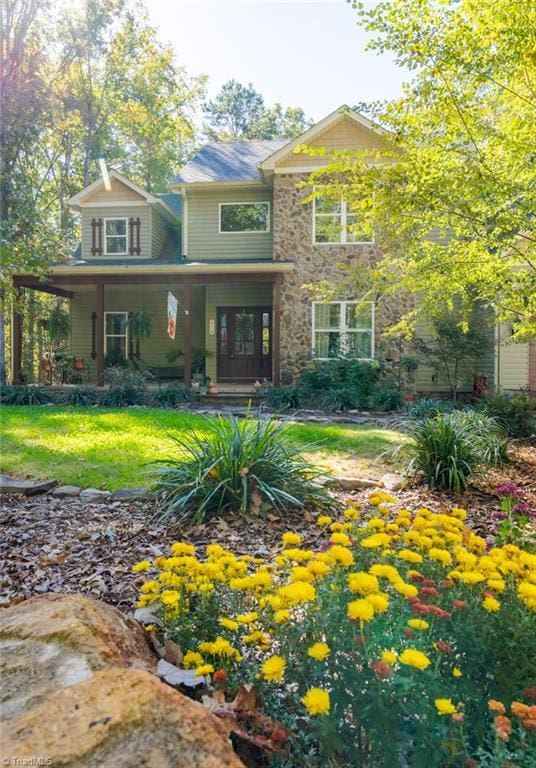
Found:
105,218 -> 128,255
313,190 -> 373,245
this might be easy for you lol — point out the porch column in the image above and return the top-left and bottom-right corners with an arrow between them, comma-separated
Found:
11,284 -> 22,384
96,282 -> 104,382
183,280 -> 192,385
273,274 -> 282,386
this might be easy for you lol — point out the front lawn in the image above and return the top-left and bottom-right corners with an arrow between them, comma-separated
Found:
0,406 -> 405,491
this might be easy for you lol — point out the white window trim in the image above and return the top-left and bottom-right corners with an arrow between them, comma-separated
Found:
104,217 -> 129,256
312,300 -> 375,361
218,201 -> 271,234
104,311 -> 129,356
312,189 -> 373,245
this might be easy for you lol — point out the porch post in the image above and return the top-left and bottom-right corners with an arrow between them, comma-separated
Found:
273,274 -> 281,386
11,284 -> 23,384
96,282 -> 104,382
183,280 -> 192,385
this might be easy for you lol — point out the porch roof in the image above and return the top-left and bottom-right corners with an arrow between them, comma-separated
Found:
14,259 -> 294,282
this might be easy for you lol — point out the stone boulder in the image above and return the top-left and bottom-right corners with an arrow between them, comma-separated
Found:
79,488 -> 112,503
3,668 -> 244,768
0,474 -> 56,495
0,594 -> 244,767
0,593 -> 155,720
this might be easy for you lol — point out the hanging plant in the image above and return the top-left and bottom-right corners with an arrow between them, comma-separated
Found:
46,305 -> 70,347
129,310 -> 153,342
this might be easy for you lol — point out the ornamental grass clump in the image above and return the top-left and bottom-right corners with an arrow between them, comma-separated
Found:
152,413 -> 335,523
135,494 -> 536,767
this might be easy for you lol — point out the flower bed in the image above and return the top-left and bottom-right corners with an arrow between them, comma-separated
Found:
134,493 -> 536,767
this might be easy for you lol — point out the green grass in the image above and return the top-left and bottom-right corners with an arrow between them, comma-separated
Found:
0,406 -> 405,491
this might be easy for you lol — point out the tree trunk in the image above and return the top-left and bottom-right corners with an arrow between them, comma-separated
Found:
0,289 -> 5,385
27,291 -> 35,380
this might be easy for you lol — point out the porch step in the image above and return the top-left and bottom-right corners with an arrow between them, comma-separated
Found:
199,392 -> 266,406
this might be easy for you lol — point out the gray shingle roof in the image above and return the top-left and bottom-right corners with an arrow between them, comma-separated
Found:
156,193 -> 182,218
172,140 -> 288,184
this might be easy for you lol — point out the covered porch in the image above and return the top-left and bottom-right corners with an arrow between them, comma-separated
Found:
12,266 -> 289,387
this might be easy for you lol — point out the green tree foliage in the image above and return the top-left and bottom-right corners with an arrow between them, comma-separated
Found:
307,0 -> 536,340
203,79 -> 312,141
0,0 -> 205,381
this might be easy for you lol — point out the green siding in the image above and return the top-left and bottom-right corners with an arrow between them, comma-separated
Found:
187,187 -> 273,261
69,284 -> 205,381
151,209 -> 170,258
205,284 -> 273,380
414,309 -> 496,394
81,205 -> 151,260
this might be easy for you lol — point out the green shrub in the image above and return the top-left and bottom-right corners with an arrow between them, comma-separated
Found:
298,359 -> 382,404
0,386 -> 53,406
58,387 -> 98,406
450,410 -> 508,466
99,367 -> 148,407
478,393 -> 536,438
407,397 -> 455,420
402,415 -> 482,492
266,385 -> 302,411
400,412 -> 507,492
320,386 -> 362,412
0,384 -> 16,403
152,414 -> 335,523
368,387 -> 404,412
149,385 -> 194,409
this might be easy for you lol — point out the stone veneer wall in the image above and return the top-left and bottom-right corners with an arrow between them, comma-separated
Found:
273,173 -> 414,383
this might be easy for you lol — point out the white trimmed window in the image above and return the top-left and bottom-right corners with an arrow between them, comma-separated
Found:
104,312 -> 128,358
313,190 -> 372,244
104,218 -> 128,255
219,202 -> 270,233
312,301 -> 374,360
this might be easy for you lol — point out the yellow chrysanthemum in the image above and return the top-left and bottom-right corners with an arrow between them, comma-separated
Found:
483,596 -> 501,612
435,698 -> 457,715
262,655 -> 286,682
196,664 -> 214,676
348,571 -> 380,595
316,515 -> 332,527
219,618 -> 239,631
381,650 -> 398,665
307,642 -> 331,661
347,598 -> 375,622
132,560 -> 151,573
407,618 -> 429,631
399,649 -> 431,671
302,687 -> 330,715
282,532 -> 302,547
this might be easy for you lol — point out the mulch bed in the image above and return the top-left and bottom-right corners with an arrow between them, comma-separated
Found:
1,443 -> 534,613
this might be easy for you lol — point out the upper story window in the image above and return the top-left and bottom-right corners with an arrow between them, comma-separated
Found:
219,202 -> 270,233
312,301 -> 374,360
105,218 -> 128,255
313,190 -> 373,245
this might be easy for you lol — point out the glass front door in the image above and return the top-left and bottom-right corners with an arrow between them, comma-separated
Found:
217,307 -> 272,381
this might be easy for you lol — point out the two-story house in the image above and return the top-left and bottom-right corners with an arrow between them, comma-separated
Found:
11,106 -> 535,393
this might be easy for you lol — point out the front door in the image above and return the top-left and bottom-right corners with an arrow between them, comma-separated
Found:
217,307 -> 272,381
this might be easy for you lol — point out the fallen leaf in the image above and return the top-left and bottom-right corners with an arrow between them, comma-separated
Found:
156,659 -> 204,688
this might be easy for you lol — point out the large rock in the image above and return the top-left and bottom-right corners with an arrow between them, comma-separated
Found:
0,594 -> 244,767
0,474 -> 56,495
111,486 -> 148,502
0,593 -> 155,720
2,667 -> 244,767
380,472 -> 405,492
79,488 -> 112,503
321,476 -> 378,490
52,485 -> 81,497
